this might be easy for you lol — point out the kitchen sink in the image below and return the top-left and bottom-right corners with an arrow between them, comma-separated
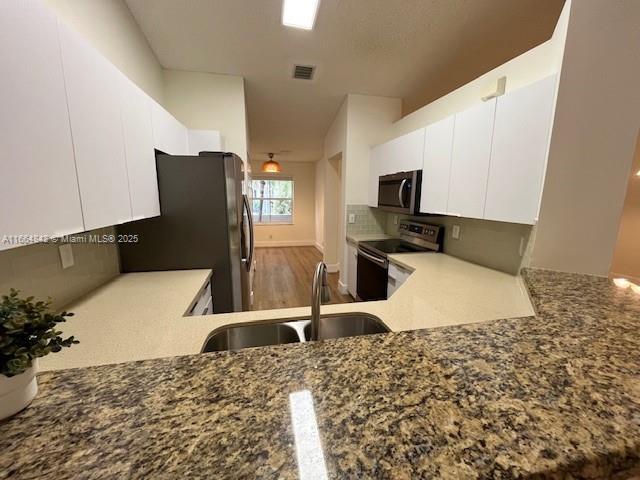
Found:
201,313 -> 390,353
303,313 -> 390,341
201,322 -> 300,352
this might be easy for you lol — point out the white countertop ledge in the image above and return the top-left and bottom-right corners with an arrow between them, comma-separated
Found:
41,254 -> 534,372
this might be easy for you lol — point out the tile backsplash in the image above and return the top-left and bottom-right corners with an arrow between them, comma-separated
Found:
346,205 -> 387,235
384,212 -> 533,275
0,227 -> 119,310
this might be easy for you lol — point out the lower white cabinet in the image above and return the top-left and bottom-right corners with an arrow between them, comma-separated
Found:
0,0 -> 84,249
387,262 -> 411,298
447,98 -> 497,220
59,22 -> 132,230
484,75 -> 557,224
347,243 -> 358,298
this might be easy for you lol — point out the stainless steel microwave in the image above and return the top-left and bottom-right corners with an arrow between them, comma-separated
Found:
377,170 -> 422,214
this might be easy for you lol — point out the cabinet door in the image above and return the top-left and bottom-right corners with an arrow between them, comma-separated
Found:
484,75 -> 557,224
188,130 -> 224,155
0,0 -> 84,249
447,99 -> 496,219
59,23 -> 132,230
151,102 -> 189,155
420,115 -> 455,214
385,128 -> 426,173
120,74 -> 160,220
347,243 -> 357,297
368,144 -> 383,207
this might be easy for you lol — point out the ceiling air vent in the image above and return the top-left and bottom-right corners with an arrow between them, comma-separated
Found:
293,64 -> 315,80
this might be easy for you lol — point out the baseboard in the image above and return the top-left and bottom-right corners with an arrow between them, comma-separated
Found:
314,242 -> 324,253
325,263 -> 340,273
254,240 -> 316,248
338,280 -> 348,295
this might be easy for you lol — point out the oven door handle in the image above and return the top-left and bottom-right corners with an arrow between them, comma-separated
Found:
358,249 -> 388,267
398,179 -> 408,208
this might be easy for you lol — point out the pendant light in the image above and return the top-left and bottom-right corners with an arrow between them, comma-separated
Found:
262,153 -> 282,173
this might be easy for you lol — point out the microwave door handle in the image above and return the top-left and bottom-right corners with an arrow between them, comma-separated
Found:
398,179 -> 408,208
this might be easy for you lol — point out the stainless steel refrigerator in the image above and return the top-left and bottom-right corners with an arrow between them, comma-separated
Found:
117,152 -> 254,313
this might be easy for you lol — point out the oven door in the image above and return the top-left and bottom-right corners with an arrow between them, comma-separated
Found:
356,248 -> 389,301
377,171 -> 421,214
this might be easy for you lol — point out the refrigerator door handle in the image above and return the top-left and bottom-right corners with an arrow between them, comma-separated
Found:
242,194 -> 254,272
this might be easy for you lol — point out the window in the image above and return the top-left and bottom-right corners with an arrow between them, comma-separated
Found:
251,178 -> 294,224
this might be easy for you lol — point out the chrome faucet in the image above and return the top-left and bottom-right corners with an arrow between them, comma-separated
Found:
311,262 -> 331,341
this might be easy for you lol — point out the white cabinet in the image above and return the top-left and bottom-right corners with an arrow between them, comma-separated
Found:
0,0 -> 84,249
420,115 -> 455,214
119,75 -> 160,220
59,23 -> 132,230
387,261 -> 412,298
369,128 -> 426,207
384,128 -> 426,173
151,102 -> 189,155
188,130 -> 224,155
447,99 -> 496,219
346,242 -> 358,297
484,75 -> 557,224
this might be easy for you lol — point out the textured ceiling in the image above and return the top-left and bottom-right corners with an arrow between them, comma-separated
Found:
126,0 -> 564,162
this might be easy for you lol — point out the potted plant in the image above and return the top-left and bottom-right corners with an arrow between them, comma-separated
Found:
0,289 -> 77,420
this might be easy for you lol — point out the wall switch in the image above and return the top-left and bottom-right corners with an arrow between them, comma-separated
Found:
452,225 -> 461,240
348,213 -> 356,224
59,244 -> 74,269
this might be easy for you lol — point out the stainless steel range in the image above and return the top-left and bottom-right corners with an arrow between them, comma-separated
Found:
356,220 -> 443,301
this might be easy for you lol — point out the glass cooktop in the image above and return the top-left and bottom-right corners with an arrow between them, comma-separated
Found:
359,239 -> 434,258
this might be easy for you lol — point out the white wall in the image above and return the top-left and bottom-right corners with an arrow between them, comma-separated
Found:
531,0 -> 640,276
345,95 -> 402,204
163,70 -> 248,162
44,0 -> 164,104
249,161 -> 316,247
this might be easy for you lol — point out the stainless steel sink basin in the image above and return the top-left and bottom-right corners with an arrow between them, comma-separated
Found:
202,322 -> 300,352
303,313 -> 390,341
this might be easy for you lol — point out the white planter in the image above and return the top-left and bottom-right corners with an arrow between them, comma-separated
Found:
0,359 -> 38,420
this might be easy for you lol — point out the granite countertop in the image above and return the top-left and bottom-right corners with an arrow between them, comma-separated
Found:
2,269 -> 639,478
345,232 -> 393,244
39,254 -> 534,371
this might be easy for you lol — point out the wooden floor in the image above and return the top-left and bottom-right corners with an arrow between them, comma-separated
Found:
252,247 -> 353,311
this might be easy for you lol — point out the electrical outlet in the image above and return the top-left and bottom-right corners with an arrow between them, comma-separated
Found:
59,244 -> 74,269
348,213 -> 356,224
452,225 -> 461,240
394,215 -> 399,225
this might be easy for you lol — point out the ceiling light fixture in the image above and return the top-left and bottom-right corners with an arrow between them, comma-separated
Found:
282,0 -> 320,30
613,278 -> 631,289
636,170 -> 640,177
262,153 -> 282,173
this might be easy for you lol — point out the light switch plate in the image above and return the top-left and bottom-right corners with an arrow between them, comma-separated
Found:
452,225 -> 461,240
348,213 -> 356,224
59,244 -> 74,269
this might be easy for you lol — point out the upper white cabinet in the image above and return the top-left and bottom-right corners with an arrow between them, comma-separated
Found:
0,0 -> 84,249
119,74 -> 160,220
59,23 -> 132,230
151,102 -> 189,155
368,128 -> 425,207
447,99 -> 496,219
384,128 -> 426,173
188,130 -> 224,155
484,75 -> 557,224
420,115 -> 455,215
